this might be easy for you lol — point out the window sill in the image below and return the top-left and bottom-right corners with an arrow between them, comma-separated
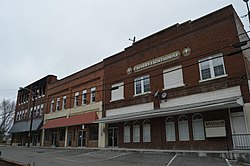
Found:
110,98 -> 124,102
133,91 -> 151,97
163,84 -> 185,90
199,74 -> 227,83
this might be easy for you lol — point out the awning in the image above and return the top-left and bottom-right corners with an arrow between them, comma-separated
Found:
42,111 -> 98,129
96,96 -> 243,123
9,118 -> 43,133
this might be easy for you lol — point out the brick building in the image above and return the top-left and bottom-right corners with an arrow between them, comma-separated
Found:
98,5 -> 250,150
10,75 -> 57,146
41,62 -> 105,148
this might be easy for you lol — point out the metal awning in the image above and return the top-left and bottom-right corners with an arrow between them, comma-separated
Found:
9,118 -> 43,133
96,96 -> 243,123
42,111 -> 98,129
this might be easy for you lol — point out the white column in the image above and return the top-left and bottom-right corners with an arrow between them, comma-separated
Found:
41,129 -> 45,146
64,127 -> 68,147
98,123 -> 106,148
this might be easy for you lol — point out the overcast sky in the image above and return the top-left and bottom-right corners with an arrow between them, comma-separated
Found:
0,0 -> 249,101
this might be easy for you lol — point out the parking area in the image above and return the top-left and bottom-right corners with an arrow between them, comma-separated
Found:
0,146 -> 237,166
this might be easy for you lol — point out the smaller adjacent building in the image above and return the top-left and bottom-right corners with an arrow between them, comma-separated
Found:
41,62 -> 105,148
10,75 -> 57,146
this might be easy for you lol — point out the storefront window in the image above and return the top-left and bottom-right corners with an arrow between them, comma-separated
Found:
89,125 -> 98,140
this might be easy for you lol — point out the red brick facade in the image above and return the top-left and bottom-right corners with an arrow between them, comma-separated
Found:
101,5 -> 250,150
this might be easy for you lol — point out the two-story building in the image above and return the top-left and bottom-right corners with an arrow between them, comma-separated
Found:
10,75 -> 57,146
98,5 -> 250,150
41,62 -> 105,148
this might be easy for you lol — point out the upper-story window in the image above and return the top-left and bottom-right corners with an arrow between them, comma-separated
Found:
74,92 -> 79,107
111,82 -> 124,101
134,75 -> 150,96
90,87 -> 96,103
199,53 -> 226,81
82,90 -> 87,105
56,98 -> 60,111
40,104 -> 44,116
163,65 -> 184,90
50,100 -> 54,112
62,96 -> 66,109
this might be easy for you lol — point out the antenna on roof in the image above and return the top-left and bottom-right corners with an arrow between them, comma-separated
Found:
129,36 -> 136,44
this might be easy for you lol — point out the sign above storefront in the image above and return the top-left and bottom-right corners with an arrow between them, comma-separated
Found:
127,48 -> 191,74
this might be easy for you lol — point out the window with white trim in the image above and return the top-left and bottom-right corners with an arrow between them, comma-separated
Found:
124,122 -> 130,143
29,108 -> 33,118
165,117 -> 176,141
56,98 -> 60,111
74,92 -> 79,107
40,104 -> 44,116
199,53 -> 226,81
90,87 -> 96,103
178,115 -> 190,141
82,90 -> 87,105
62,96 -> 66,109
111,82 -> 124,101
143,120 -> 151,142
133,121 -> 140,142
192,114 -> 205,140
50,100 -> 54,112
24,109 -> 28,119
163,65 -> 184,90
33,106 -> 36,118
36,105 -> 40,117
134,75 -> 150,95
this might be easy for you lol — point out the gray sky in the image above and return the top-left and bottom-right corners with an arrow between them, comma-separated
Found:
0,0 -> 249,101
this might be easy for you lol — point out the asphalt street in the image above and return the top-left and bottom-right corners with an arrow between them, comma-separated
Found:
0,146 -> 239,166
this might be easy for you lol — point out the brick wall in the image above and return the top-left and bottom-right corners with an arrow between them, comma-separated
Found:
118,109 -> 231,150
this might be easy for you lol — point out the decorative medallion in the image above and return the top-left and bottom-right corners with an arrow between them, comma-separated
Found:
182,47 -> 191,56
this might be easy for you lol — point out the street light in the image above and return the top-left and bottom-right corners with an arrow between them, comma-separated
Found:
243,0 -> 250,24
19,87 -> 36,147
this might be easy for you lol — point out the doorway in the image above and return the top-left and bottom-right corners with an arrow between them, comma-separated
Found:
68,132 -> 72,146
78,130 -> 86,147
51,132 -> 57,146
108,127 -> 118,147
231,112 -> 248,149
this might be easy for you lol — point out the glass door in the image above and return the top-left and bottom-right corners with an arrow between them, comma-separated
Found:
78,130 -> 86,147
108,127 -> 118,147
51,132 -> 57,146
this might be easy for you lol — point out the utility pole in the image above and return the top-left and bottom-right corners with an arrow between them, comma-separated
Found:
243,0 -> 250,24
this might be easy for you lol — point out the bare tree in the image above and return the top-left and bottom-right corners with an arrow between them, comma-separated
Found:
0,99 -> 15,141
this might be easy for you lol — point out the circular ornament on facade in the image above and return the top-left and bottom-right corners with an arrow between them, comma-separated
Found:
161,92 -> 167,99
127,67 -> 132,75
182,47 -> 191,56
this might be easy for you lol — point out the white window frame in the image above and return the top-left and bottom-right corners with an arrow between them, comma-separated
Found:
56,98 -> 60,111
111,82 -> 124,102
82,90 -> 87,105
40,104 -> 44,116
36,105 -> 40,117
62,96 -> 66,110
74,92 -> 79,107
165,117 -> 176,142
50,100 -> 54,113
192,114 -> 205,140
90,87 -> 96,103
133,121 -> 140,143
163,65 -> 184,90
143,120 -> 151,142
124,122 -> 130,143
178,115 -> 190,141
199,53 -> 227,82
134,75 -> 150,96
